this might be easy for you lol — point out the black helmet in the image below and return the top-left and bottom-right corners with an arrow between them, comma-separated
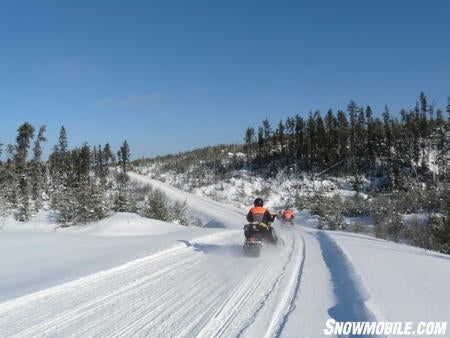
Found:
254,198 -> 264,207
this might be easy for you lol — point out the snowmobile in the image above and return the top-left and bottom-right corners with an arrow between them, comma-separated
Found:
279,210 -> 295,228
243,221 -> 279,257
280,216 -> 295,228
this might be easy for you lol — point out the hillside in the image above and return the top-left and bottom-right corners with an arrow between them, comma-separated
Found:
131,138 -> 449,254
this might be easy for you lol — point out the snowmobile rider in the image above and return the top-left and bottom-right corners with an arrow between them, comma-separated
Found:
245,198 -> 278,244
282,207 -> 294,220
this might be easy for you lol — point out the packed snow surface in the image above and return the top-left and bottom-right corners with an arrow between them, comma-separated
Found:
1,172 -> 449,337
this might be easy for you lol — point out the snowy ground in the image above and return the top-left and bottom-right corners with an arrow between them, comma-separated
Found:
1,172 -> 449,337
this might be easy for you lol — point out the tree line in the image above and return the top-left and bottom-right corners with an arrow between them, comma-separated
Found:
244,92 -> 449,192
0,124 -> 189,226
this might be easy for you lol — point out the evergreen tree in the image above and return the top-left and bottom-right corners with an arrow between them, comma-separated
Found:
31,125 -> 47,211
324,109 -> 338,166
275,120 -> 286,160
419,91 -> 428,116
257,127 -> 264,164
365,106 -> 376,169
49,126 -> 70,188
113,185 -> 134,212
103,143 -> 115,164
336,110 -> 349,169
432,201 -> 450,254
305,112 -> 316,172
285,117 -> 296,158
262,119 -> 272,158
117,140 -> 130,185
75,179 -> 110,224
145,189 -> 170,221
347,100 -> 359,166
294,114 -> 305,163
314,111 -> 327,169
172,200 -> 188,225
14,122 -> 35,221
244,127 -> 255,164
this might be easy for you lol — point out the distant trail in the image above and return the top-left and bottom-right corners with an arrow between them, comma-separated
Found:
127,172 -> 246,228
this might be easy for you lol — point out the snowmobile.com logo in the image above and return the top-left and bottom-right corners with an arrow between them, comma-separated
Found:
323,319 -> 447,336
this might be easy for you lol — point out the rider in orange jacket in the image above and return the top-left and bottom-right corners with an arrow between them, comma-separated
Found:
246,198 -> 276,225
282,207 -> 295,220
245,198 -> 277,244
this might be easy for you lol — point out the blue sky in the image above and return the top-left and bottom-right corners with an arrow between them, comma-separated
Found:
1,0 -> 449,159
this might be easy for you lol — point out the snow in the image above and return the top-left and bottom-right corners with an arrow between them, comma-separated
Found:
1,172 -> 449,337
327,231 -> 450,323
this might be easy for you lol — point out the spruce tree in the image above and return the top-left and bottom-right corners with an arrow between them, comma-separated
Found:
14,122 -> 35,221
257,127 -> 264,164
314,111 -> 327,169
244,127 -> 255,164
49,126 -> 70,189
103,143 -> 115,164
285,117 -> 296,157
336,110 -> 349,170
324,109 -> 338,166
294,114 -> 305,163
145,189 -> 170,221
117,140 -> 130,186
172,200 -> 188,225
275,120 -> 286,159
262,119 -> 272,158
305,112 -> 316,173
114,186 -> 134,212
31,126 -> 47,211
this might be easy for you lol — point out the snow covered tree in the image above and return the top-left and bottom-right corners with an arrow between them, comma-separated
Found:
172,200 -> 188,225
14,123 -> 35,221
371,196 -> 389,239
103,143 -> 115,164
31,125 -> 47,211
145,189 -> 170,222
275,120 -> 286,159
117,140 -> 130,186
244,127 -> 255,164
294,114 -> 305,163
49,126 -> 70,189
74,180 -> 110,224
432,203 -> 450,254
51,185 -> 76,226
387,208 -> 403,242
113,186 -> 134,212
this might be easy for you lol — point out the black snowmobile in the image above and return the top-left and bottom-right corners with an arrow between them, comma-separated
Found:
243,221 -> 279,257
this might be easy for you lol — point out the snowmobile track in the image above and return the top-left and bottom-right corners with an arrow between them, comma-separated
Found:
237,235 -> 306,338
0,230 -> 306,337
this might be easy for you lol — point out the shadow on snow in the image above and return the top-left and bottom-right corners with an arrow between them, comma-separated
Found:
177,240 -> 243,257
316,231 -> 379,338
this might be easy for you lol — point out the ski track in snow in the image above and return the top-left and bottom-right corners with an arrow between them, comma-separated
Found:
0,229 -> 307,337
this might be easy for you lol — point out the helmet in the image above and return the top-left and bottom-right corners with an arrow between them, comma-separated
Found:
254,198 -> 264,207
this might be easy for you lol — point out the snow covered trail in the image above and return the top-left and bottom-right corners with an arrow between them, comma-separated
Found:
128,172 -> 246,229
0,229 -> 306,337
3,173 -> 448,337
